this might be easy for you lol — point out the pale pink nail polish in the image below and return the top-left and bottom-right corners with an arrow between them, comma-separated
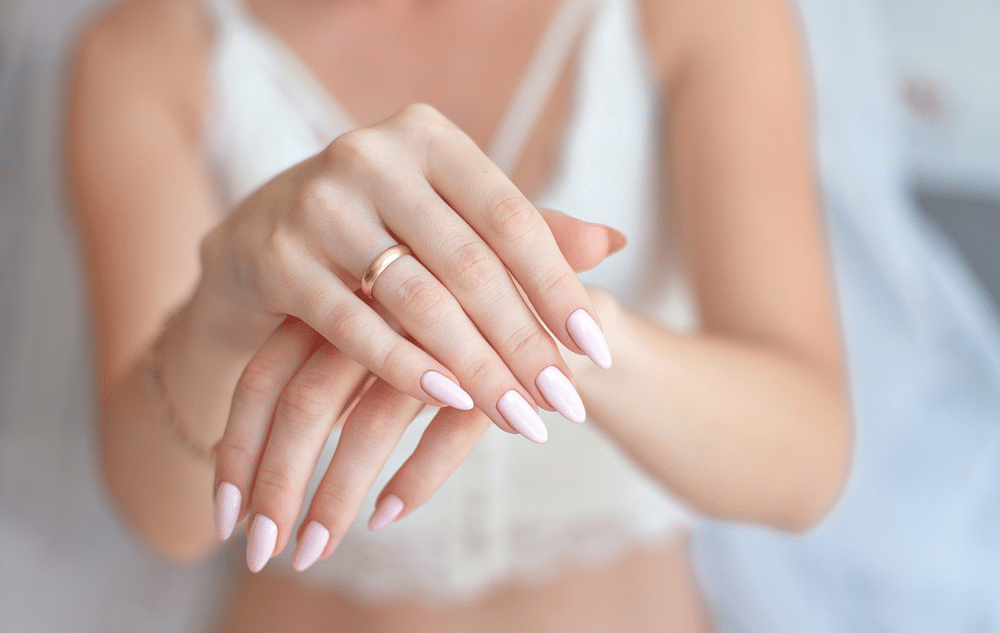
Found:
566,309 -> 612,369
215,482 -> 241,541
369,494 -> 404,532
293,521 -> 330,572
421,371 -> 474,410
536,366 -> 586,424
247,514 -> 278,573
497,391 -> 548,443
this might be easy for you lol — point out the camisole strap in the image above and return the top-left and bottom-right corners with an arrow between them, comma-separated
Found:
488,0 -> 594,176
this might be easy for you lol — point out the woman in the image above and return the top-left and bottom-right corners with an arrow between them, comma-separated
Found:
65,0 -> 850,630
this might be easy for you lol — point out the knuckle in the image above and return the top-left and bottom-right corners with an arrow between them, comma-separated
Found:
460,355 -> 497,392
399,103 -> 444,127
260,228 -> 295,273
237,355 -> 285,405
325,304 -> 371,346
325,129 -> 381,172
485,194 -> 537,241
215,440 -> 254,476
281,371 -> 337,428
351,409 -> 399,446
505,323 -> 551,363
534,266 -> 573,301
311,480 -> 355,516
349,386 -> 408,441
297,177 -> 334,212
376,339 -> 410,379
446,239 -> 502,292
397,276 -> 448,327
252,466 -> 297,505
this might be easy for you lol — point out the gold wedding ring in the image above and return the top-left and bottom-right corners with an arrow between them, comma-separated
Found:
361,244 -> 412,299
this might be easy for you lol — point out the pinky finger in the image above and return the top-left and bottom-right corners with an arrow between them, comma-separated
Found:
368,406 -> 492,531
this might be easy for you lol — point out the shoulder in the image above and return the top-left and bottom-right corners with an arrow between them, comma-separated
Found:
70,0 -> 212,140
637,0 -> 804,88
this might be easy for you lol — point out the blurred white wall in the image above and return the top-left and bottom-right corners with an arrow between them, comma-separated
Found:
874,0 -> 1000,198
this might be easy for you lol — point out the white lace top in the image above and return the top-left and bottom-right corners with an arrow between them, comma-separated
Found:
201,0 -> 697,605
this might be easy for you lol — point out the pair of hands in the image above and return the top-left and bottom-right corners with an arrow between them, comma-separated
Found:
199,104 -> 625,573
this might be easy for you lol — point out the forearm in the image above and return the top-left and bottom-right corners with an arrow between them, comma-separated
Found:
99,283 -> 280,561
577,304 -> 851,532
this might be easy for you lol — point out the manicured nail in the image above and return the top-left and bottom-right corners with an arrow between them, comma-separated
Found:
293,521 -> 330,572
421,371 -> 474,410
497,391 -> 548,443
215,482 -> 241,541
608,228 -> 628,256
247,514 -> 278,573
536,366 -> 586,424
566,309 -> 612,369
369,494 -> 404,532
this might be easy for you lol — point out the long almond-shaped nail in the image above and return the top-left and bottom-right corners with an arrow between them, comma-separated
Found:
497,391 -> 548,443
421,371 -> 474,410
369,494 -> 405,532
293,521 -> 330,572
536,366 -> 586,424
566,309 -> 612,369
215,482 -> 241,541
247,514 -> 278,573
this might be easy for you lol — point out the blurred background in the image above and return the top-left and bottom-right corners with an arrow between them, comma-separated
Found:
873,0 -> 1000,309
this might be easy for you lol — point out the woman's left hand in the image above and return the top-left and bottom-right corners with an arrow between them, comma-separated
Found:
215,211 -> 626,572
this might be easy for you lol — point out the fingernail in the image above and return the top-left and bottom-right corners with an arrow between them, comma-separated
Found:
536,366 -> 586,424
369,494 -> 404,532
215,482 -> 241,541
421,371 -> 474,410
247,514 -> 278,573
293,521 -> 330,572
566,309 -> 612,369
497,391 -> 548,443
608,228 -> 628,255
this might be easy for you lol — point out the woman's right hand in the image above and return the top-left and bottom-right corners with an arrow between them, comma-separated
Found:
201,103 -> 613,442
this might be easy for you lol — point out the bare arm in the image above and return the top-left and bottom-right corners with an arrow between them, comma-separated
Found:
66,0 -> 268,559
567,0 -> 850,530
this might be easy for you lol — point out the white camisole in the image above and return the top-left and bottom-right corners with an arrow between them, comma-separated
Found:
201,0 -> 697,605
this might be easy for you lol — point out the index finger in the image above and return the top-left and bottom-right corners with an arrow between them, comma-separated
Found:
424,131 -> 611,369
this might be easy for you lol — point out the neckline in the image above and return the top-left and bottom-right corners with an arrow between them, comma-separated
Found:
219,0 -> 592,175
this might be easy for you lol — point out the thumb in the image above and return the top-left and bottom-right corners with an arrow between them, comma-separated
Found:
538,208 -> 627,273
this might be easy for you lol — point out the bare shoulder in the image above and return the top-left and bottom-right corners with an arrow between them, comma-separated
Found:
70,0 -> 211,139
635,0 -> 695,86
637,0 -> 805,88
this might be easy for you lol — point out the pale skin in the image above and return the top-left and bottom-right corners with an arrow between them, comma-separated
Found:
67,0 -> 850,631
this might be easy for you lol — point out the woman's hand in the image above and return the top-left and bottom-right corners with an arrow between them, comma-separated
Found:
212,208 -> 626,572
201,104 -> 612,442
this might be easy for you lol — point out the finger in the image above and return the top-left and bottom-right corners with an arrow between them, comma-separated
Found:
244,342 -> 370,573
293,378 -> 425,571
374,180 -> 586,427
282,258 -> 475,413
369,406 -> 492,531
536,208 -> 627,273
371,251 -> 561,438
214,318 -> 319,542
423,131 -> 612,369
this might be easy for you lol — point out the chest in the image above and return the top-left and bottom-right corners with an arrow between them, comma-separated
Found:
246,0 -> 573,198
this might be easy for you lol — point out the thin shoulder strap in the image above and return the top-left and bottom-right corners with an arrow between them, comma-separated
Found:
488,0 -> 594,176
